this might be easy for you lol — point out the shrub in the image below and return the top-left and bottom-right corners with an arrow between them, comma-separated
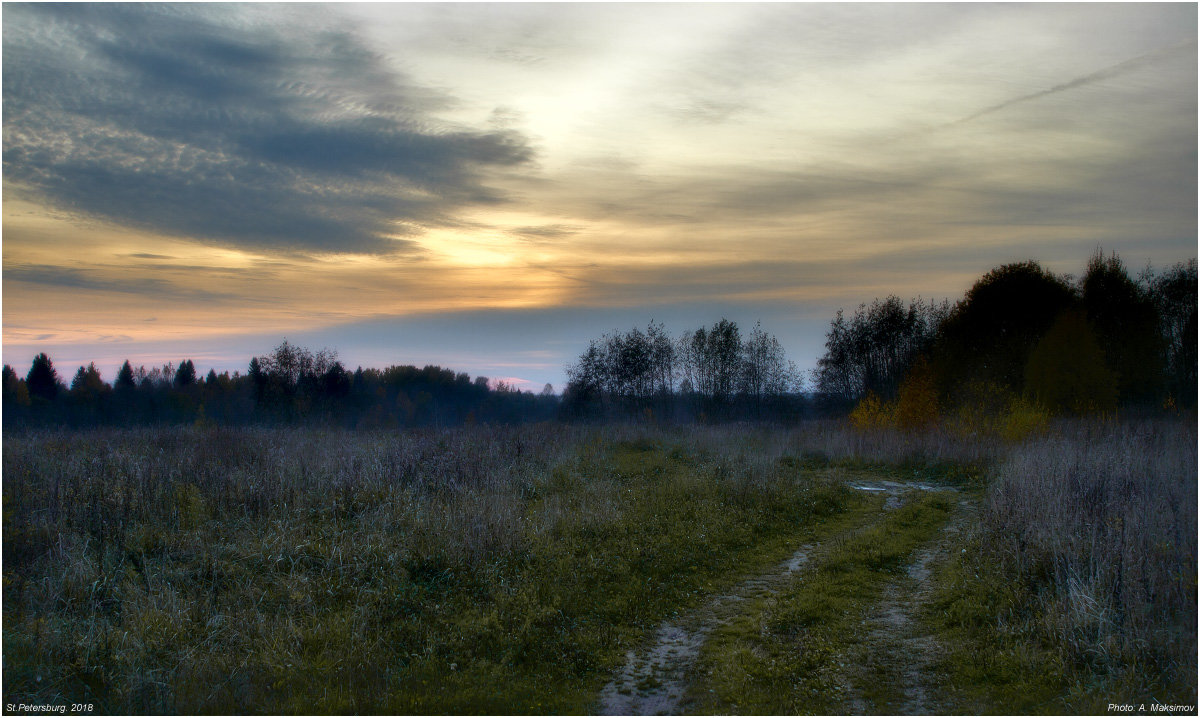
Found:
173,482 -> 209,529
999,397 -> 1050,442
948,381 -> 1049,443
849,391 -> 891,431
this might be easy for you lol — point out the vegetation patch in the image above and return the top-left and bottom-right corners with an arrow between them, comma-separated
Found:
4,419 -> 1192,714
925,421 -> 1198,714
3,426 -> 859,714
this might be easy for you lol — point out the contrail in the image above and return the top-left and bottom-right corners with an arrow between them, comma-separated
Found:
946,39 -> 1196,128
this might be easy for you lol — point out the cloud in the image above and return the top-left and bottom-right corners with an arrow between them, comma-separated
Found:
3,3 -> 1194,386
522,84 -> 1194,256
663,99 -> 749,126
5,263 -> 239,302
509,224 -> 580,241
2,4 -> 534,255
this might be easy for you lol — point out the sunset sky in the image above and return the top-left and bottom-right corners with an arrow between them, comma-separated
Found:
4,3 -> 1196,391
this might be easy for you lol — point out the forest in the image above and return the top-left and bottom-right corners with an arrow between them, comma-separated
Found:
3,343 -> 559,428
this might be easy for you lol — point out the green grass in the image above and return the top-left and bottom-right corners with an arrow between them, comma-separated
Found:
384,440 -> 860,714
686,490 -> 954,714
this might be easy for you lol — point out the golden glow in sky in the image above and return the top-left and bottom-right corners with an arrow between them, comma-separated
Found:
3,3 -> 1196,388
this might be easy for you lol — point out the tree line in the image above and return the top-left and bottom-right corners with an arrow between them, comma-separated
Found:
814,251 -> 1197,421
561,320 -> 804,421
3,341 -> 558,428
4,249 -> 1194,429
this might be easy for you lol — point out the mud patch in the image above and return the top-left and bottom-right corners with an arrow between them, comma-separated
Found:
849,479 -> 956,511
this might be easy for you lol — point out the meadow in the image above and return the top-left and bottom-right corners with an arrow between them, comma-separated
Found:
2,419 -> 1195,714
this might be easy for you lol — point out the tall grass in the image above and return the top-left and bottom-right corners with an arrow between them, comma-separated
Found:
984,420 -> 1196,693
3,425 -> 586,712
786,420 -> 1005,467
922,417 -> 1198,710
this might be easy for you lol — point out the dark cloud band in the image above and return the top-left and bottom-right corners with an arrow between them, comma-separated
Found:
3,3 -> 533,255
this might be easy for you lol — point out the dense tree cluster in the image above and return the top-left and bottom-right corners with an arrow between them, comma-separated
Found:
1148,260 -> 1198,404
813,297 -> 948,411
816,251 -> 1197,417
563,320 -> 803,420
3,341 -> 557,428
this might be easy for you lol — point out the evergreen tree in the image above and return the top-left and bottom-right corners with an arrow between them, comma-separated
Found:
26,353 -> 60,402
116,360 -> 137,391
174,359 -> 197,388
2,365 -> 31,410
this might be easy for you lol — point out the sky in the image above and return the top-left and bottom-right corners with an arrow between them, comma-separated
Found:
3,3 -> 1196,392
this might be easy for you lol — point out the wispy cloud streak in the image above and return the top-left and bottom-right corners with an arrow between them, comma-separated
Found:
5,263 -> 239,301
948,39 -> 1197,128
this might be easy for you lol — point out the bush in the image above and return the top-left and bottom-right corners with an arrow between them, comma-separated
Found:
948,381 -> 1050,442
1000,397 -> 1051,442
848,357 -> 940,433
849,391 -> 891,431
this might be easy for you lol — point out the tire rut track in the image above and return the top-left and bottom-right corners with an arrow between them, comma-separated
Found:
597,543 -> 815,715
841,496 -> 977,715
597,478 -> 946,716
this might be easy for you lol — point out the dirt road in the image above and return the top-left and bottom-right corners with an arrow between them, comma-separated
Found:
597,478 -> 967,715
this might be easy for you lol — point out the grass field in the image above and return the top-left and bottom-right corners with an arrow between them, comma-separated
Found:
3,420 -> 1195,714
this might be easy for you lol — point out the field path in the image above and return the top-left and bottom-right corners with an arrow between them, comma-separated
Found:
596,543 -> 815,715
597,478 -> 943,716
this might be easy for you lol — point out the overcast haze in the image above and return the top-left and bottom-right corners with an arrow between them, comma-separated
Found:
4,3 -> 1196,390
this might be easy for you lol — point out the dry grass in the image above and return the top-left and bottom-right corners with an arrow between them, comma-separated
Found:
3,418 -> 1192,713
2,423 -> 855,713
985,419 -> 1197,690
